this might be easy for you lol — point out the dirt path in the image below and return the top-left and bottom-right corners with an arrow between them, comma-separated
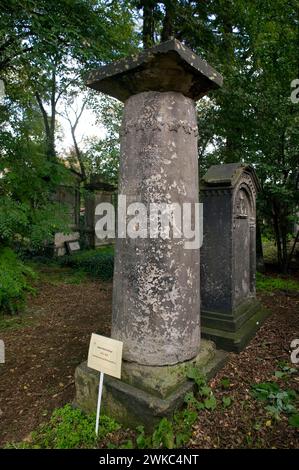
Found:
0,277 -> 112,446
0,273 -> 298,448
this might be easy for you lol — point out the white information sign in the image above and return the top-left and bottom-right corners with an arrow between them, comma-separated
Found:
87,334 -> 123,435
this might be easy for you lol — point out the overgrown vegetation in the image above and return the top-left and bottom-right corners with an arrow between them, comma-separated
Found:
6,362 -> 298,449
0,0 -> 136,313
251,364 -> 299,427
256,272 -> 299,293
0,247 -> 36,314
58,248 -> 114,281
6,405 -> 120,449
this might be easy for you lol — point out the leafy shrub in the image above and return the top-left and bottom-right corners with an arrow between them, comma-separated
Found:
0,247 -> 35,314
59,249 -> 114,281
0,195 -> 70,250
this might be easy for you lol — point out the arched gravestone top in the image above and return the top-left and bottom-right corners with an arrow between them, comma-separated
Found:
86,39 -> 223,102
201,163 -> 261,191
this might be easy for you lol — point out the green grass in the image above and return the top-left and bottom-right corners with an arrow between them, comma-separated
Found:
95,245 -> 114,255
36,266 -> 88,286
58,247 -> 114,281
0,313 -> 36,331
256,272 -> 299,293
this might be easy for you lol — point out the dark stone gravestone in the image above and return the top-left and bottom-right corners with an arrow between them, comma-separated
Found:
200,163 -> 269,352
52,170 -> 81,256
84,176 -> 116,248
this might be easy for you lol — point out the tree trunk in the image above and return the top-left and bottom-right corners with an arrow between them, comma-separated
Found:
272,202 -> 283,268
281,224 -> 289,273
141,1 -> 155,48
256,219 -> 265,272
161,1 -> 175,42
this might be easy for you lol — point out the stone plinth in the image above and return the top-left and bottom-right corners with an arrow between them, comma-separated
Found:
75,339 -> 227,430
200,163 -> 269,352
75,39 -> 225,428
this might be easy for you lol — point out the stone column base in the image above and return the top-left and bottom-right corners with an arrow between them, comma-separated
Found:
74,339 -> 227,430
201,301 -> 271,352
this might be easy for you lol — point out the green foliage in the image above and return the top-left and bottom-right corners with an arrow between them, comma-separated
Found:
83,95 -> 124,185
135,408 -> 197,450
0,313 -> 36,332
173,408 -> 197,448
58,248 -> 114,281
251,381 -> 298,422
274,364 -> 297,380
135,368 -> 210,450
7,404 -> 120,449
256,272 -> 299,293
186,366 -> 206,388
288,414 -> 299,428
0,247 -> 36,314
0,114 -> 72,250
139,0 -> 299,271
186,366 -> 217,410
136,425 -> 152,449
134,375 -> 212,450
220,377 -> 231,389
36,265 -> 88,286
152,418 -> 175,449
222,396 -> 233,409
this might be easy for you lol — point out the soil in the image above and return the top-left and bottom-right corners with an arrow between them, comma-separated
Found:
189,289 -> 299,448
0,267 -> 298,448
0,274 -> 112,446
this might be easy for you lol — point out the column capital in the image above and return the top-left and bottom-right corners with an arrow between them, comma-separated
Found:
86,39 -> 223,102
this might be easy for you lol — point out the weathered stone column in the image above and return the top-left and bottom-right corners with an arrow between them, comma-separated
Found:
112,90 -> 200,365
75,40 -> 225,429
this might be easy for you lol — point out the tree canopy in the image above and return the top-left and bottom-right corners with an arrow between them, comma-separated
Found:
0,0 -> 298,274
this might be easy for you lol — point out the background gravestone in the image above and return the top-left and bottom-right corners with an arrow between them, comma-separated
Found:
52,169 -> 81,256
200,163 -> 269,351
84,176 -> 116,248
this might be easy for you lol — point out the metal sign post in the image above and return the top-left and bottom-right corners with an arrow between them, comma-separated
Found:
95,371 -> 104,436
87,334 -> 123,437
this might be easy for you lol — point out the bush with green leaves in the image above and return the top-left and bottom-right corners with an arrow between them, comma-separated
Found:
59,248 -> 114,281
0,247 -> 36,314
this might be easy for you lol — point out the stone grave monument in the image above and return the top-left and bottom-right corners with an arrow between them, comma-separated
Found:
53,169 -> 81,256
84,175 -> 116,248
75,39 -> 227,429
200,163 -> 269,352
